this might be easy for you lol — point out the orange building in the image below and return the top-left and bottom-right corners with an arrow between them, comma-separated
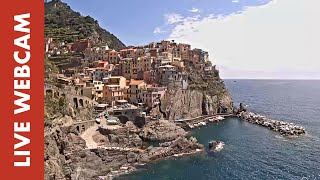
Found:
104,85 -> 125,105
103,76 -> 127,104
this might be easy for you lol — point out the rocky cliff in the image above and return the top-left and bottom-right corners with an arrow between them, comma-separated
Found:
151,63 -> 233,121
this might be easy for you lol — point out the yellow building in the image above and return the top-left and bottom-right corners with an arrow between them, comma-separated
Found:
126,80 -> 146,103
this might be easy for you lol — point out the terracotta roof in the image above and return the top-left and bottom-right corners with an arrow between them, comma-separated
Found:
129,80 -> 145,86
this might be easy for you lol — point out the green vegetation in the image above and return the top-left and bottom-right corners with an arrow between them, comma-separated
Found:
45,0 -> 125,50
45,55 -> 59,73
44,95 -> 69,125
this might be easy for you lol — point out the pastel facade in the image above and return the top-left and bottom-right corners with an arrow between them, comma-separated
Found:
104,85 -> 125,105
107,49 -> 119,64
127,80 -> 146,103
103,76 -> 127,88
138,87 -> 167,108
84,47 -> 107,62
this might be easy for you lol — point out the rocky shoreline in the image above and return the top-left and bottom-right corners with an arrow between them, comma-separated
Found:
44,118 -> 206,180
103,116 -> 229,179
237,111 -> 305,136
102,117 -> 230,179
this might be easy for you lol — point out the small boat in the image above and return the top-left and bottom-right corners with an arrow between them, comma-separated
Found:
199,122 -> 207,126
216,116 -> 225,121
188,124 -> 194,129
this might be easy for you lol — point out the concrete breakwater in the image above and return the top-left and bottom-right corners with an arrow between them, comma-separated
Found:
175,114 -> 231,130
238,111 -> 305,136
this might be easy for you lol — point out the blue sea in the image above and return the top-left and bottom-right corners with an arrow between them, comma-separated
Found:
117,80 -> 320,180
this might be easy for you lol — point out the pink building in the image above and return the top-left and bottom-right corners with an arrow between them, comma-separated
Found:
138,86 -> 167,108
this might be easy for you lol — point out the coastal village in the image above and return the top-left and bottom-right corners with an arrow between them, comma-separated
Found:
45,37 -> 224,123
46,38 -> 208,104
43,1 -> 306,179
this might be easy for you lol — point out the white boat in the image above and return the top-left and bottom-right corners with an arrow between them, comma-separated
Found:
199,122 -> 207,126
188,124 -> 194,128
216,116 -> 225,121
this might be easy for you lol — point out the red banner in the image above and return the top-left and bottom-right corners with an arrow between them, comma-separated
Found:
0,0 -> 44,179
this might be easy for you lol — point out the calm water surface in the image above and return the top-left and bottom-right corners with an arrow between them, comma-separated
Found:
117,80 -> 320,180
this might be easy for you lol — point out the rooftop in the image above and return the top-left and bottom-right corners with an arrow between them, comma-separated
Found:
129,80 -> 145,86
106,85 -> 120,87
116,100 -> 128,103
159,65 -> 175,68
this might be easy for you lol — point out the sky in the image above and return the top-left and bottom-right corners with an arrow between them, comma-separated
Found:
62,0 -> 320,79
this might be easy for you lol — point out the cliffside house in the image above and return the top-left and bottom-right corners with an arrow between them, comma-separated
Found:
126,80 -> 147,104
138,86 -> 167,108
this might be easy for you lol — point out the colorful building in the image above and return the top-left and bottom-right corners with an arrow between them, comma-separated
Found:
126,80 -> 146,103
104,85 -> 125,105
138,86 -> 167,108
107,49 -> 119,64
93,81 -> 104,100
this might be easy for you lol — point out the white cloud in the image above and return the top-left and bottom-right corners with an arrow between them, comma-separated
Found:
153,27 -> 166,34
168,0 -> 320,79
165,13 -> 184,24
232,0 -> 239,3
189,8 -> 200,13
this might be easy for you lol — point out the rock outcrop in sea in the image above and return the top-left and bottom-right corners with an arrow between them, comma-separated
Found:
208,140 -> 224,152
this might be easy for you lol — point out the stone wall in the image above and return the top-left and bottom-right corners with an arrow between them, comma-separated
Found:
45,83 -> 98,110
72,120 -> 96,134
